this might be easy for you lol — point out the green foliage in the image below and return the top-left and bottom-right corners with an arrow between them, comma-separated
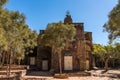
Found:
0,0 -> 38,65
40,21 -> 76,49
102,1 -> 120,69
93,44 -> 106,66
101,45 -> 115,61
93,43 -> 120,69
93,44 -> 106,55
103,1 -> 120,42
39,21 -> 76,73
0,0 -> 8,7
0,28 -> 7,51
114,43 -> 120,58
93,44 -> 116,61
0,0 -> 38,77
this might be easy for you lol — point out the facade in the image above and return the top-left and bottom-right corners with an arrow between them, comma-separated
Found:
36,14 -> 93,72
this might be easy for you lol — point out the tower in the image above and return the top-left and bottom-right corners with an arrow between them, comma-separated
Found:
64,11 -> 73,24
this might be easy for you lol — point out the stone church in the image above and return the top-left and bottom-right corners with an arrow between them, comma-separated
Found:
28,13 -> 93,72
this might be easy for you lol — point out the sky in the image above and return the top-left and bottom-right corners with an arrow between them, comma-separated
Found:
4,0 -> 118,45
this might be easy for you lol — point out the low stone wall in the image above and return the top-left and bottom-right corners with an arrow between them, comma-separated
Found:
0,70 -> 26,80
0,77 -> 16,80
0,65 -> 27,71
0,70 -> 26,75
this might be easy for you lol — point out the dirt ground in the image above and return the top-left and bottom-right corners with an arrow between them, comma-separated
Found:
23,69 -> 120,80
23,76 -> 119,80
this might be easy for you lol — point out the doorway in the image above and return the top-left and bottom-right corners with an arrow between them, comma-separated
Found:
64,56 -> 73,70
42,60 -> 48,70
30,57 -> 35,65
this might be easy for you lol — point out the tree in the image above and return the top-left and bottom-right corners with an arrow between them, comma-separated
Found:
93,44 -> 106,68
103,0 -> 120,70
114,43 -> 120,59
39,22 -> 76,74
0,9 -> 38,65
0,28 -> 7,66
93,44 -> 116,71
103,0 -> 120,42
0,0 -> 38,77
103,45 -> 115,71
0,0 -> 8,7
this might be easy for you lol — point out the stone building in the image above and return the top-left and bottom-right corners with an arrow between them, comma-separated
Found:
31,13 -> 93,72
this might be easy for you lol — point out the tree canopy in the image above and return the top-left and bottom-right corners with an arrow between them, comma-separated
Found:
0,0 -> 38,65
39,21 -> 76,73
93,43 -> 120,70
103,1 -> 120,42
0,0 -> 8,7
0,0 -> 38,77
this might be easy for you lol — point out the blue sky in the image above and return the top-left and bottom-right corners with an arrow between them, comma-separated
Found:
5,0 -> 118,45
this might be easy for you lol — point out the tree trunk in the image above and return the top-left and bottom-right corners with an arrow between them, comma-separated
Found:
51,47 -> 55,69
58,48 -> 62,74
12,52 -> 15,65
6,49 -> 11,77
1,51 -> 5,66
0,51 -> 2,66
18,59 -> 20,65
112,59 -> 115,68
8,51 -> 11,77
105,58 -> 109,71
6,51 -> 9,77
101,61 -> 104,68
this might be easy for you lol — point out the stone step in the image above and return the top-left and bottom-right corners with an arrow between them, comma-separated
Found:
27,71 -> 52,76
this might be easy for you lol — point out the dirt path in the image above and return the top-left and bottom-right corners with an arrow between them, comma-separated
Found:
23,76 -> 119,80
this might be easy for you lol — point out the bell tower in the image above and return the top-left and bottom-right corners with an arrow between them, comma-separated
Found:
64,11 -> 73,24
